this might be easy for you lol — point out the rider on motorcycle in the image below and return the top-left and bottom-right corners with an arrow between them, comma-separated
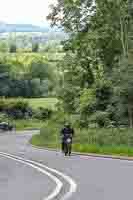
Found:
60,123 -> 74,154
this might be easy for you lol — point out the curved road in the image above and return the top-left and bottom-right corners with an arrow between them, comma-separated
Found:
0,131 -> 133,200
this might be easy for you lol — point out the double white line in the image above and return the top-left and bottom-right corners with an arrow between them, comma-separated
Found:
0,152 -> 77,200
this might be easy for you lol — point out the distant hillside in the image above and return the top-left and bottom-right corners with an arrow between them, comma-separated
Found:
0,22 -> 56,33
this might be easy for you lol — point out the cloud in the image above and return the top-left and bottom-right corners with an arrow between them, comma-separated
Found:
0,0 -> 57,25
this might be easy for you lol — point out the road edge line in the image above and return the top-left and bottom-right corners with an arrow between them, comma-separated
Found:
31,144 -> 133,162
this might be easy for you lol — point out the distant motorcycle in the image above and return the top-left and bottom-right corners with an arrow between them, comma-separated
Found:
63,135 -> 72,156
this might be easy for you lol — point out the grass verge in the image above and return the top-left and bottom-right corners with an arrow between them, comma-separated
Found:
31,134 -> 133,157
30,121 -> 133,157
15,119 -> 44,131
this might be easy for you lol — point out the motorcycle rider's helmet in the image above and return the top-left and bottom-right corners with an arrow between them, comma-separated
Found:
65,122 -> 70,128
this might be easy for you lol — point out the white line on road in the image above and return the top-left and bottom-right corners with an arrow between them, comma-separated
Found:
0,151 -> 77,200
31,159 -> 77,200
0,153 -> 63,200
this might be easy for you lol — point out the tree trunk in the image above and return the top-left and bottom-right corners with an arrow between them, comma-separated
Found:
128,103 -> 133,128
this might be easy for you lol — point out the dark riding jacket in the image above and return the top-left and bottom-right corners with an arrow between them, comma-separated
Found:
61,127 -> 74,141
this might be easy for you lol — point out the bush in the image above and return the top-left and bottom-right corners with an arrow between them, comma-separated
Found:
50,111 -> 69,124
0,99 -> 7,111
0,98 -> 32,119
89,111 -> 110,128
0,113 -> 8,122
33,107 -> 53,120
50,111 -> 80,128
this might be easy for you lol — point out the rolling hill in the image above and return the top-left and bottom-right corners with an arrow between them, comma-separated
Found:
0,21 -> 54,33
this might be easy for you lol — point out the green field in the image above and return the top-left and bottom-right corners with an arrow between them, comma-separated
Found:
27,98 -> 58,110
15,119 -> 44,131
1,97 -> 58,110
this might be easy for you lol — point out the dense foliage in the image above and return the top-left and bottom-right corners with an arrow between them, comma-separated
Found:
47,0 -> 132,128
0,53 -> 58,97
0,98 -> 54,120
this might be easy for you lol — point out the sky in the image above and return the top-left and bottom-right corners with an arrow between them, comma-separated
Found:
0,0 -> 57,26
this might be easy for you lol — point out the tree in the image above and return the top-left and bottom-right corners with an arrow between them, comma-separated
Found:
32,43 -> 39,52
48,0 -> 128,73
0,61 -> 11,96
0,54 -> 54,98
48,0 -> 130,128
0,41 -> 8,52
30,59 -> 49,81
112,0 -> 131,127
113,57 -> 133,128
9,43 -> 17,53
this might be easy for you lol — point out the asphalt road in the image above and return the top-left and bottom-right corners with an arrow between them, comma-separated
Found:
0,131 -> 133,200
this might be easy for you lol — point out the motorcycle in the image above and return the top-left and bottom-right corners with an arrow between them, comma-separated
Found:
63,135 -> 72,156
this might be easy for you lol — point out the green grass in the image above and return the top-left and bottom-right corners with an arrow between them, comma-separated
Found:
15,119 -> 44,131
27,98 -> 58,110
31,134 -> 133,157
72,144 -> 133,156
30,121 -> 133,157
1,97 -> 58,110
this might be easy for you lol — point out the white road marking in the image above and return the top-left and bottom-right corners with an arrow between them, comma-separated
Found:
0,151 -> 77,200
0,153 -> 63,200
